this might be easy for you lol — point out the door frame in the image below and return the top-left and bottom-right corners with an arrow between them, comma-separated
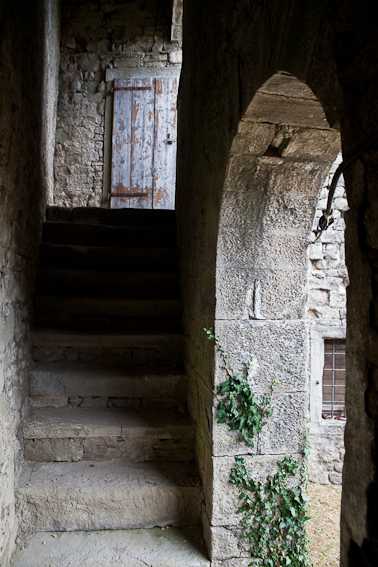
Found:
103,66 -> 181,208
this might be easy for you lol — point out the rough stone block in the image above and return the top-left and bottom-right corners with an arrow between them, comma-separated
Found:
324,243 -> 340,260
31,331 -> 184,368
281,128 -> 340,161
23,407 -> 194,463
256,72 -> 320,100
214,320 -> 309,394
307,304 -> 340,320
245,91 -> 329,128
230,121 -> 275,156
329,289 -> 346,308
216,265 -> 307,321
308,289 -> 330,306
25,434 -> 194,463
213,419 -> 259,458
13,528 -> 210,567
17,461 -> 201,532
211,454 -> 301,526
257,160 -> 324,230
308,429 -> 345,485
223,155 -> 259,194
209,525 -> 248,561
30,364 -> 187,408
259,392 -> 307,455
309,242 -> 323,260
334,197 -> 349,211
168,50 -> 182,64
329,471 -> 343,485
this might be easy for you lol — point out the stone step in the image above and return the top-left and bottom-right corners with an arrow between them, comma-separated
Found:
24,407 -> 194,462
13,527 -> 210,567
35,296 -> 181,321
39,243 -> 178,271
43,222 -> 176,247
46,206 -> 176,227
30,362 -> 186,409
32,331 -> 183,367
35,316 -> 181,334
17,461 -> 201,532
36,268 -> 179,298
34,296 -> 181,333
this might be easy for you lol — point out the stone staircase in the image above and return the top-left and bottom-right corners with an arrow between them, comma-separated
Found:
14,207 -> 208,567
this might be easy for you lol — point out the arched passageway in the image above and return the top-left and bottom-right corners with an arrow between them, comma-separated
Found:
176,3 -> 378,565
191,72 -> 341,563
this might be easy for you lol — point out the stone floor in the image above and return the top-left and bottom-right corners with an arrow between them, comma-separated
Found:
307,483 -> 341,567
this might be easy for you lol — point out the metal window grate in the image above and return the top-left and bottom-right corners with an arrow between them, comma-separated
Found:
322,339 -> 346,420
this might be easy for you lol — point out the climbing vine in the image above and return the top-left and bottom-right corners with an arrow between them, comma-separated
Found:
204,327 -> 272,447
230,455 -> 310,567
204,328 -> 311,567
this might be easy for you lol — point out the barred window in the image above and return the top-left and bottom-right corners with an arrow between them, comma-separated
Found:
322,339 -> 346,420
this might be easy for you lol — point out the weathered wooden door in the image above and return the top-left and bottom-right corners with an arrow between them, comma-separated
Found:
110,76 -> 178,209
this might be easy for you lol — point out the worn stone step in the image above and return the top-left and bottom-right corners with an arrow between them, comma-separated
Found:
36,269 -> 179,298
34,316 -> 182,334
13,527 -> 210,567
17,461 -> 201,532
46,206 -> 176,227
43,222 -> 176,247
30,362 -> 186,409
39,243 -> 178,271
35,296 -> 181,319
32,318 -> 182,336
34,296 -> 181,333
24,407 -> 194,462
32,331 -> 183,367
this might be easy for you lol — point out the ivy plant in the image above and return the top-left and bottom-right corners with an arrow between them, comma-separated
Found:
230,455 -> 311,567
204,327 -> 272,447
204,328 -> 311,567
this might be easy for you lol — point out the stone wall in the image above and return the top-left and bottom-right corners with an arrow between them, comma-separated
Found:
308,156 -> 348,485
308,157 -> 348,325
0,2 -> 56,564
53,0 -> 182,207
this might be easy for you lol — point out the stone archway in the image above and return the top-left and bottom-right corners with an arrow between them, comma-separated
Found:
176,4 -> 378,566
201,72 -> 340,563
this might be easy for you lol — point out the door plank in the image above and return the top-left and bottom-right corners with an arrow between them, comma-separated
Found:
111,75 -> 179,210
130,77 -> 154,209
152,77 -> 178,209
111,79 -> 133,209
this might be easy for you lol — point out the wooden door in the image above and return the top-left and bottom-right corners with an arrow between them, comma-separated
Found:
110,76 -> 178,209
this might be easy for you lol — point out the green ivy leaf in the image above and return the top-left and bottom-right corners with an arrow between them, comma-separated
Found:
203,329 -> 310,567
